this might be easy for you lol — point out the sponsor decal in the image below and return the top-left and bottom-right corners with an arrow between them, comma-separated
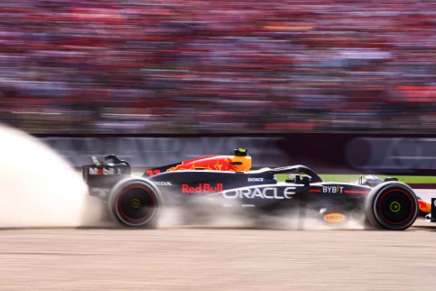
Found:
181,183 -> 223,193
223,186 -> 295,200
154,181 -> 172,186
323,212 -> 346,223
88,167 -> 121,176
322,185 -> 344,194
248,177 -> 264,182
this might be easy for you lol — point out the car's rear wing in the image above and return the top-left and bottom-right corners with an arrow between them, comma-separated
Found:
82,155 -> 131,198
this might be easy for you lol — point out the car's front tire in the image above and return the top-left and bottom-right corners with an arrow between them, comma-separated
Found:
365,182 -> 418,230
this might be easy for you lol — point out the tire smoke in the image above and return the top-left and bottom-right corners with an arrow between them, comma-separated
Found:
0,124 -> 87,227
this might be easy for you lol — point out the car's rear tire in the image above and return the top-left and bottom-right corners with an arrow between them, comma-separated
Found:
365,182 -> 418,230
108,178 -> 162,228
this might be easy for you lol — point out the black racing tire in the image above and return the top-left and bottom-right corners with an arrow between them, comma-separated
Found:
108,178 -> 162,228
365,182 -> 418,230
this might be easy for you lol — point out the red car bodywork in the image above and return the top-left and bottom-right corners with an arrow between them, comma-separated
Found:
145,154 -> 252,177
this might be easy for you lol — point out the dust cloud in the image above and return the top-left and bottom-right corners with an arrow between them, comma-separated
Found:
157,196 -> 365,230
0,124 -> 88,227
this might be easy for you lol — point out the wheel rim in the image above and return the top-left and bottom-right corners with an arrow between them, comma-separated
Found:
375,188 -> 415,228
115,186 -> 158,226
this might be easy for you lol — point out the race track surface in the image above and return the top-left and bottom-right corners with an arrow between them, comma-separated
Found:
1,221 -> 435,291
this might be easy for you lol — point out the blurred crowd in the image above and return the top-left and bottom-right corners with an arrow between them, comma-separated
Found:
0,0 -> 435,134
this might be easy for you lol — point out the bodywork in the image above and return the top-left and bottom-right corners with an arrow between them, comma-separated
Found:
82,153 -> 432,227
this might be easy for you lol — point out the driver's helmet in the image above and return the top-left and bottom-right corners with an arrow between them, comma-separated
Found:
359,175 -> 383,187
234,147 -> 248,156
231,148 -> 251,172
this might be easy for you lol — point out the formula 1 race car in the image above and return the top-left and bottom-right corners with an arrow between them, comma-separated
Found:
82,148 -> 433,230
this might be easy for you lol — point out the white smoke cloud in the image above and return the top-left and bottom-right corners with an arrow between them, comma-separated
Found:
0,124 -> 88,227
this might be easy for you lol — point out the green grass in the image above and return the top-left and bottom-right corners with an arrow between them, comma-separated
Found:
276,174 -> 436,184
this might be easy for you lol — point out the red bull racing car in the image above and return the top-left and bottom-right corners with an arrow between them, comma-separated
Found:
82,148 -> 434,230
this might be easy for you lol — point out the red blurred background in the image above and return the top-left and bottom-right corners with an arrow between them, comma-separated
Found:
0,0 -> 435,134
